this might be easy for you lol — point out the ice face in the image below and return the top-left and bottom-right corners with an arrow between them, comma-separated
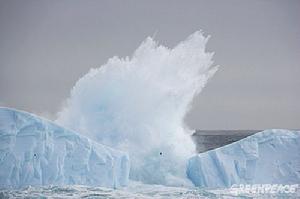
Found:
0,108 -> 130,188
187,129 -> 300,188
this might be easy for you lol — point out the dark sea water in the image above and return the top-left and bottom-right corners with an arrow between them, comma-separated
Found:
192,130 -> 258,153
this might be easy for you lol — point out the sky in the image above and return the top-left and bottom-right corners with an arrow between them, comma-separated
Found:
0,0 -> 299,130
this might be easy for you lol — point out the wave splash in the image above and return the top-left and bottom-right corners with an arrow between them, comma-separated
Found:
57,31 -> 218,186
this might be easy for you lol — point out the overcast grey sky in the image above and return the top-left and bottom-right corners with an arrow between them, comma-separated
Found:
0,0 -> 299,130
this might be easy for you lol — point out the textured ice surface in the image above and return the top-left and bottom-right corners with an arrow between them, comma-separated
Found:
187,129 -> 300,188
0,108 -> 130,188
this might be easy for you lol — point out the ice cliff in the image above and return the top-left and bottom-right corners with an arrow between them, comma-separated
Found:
2,106 -> 299,190
187,129 -> 300,188
0,107 -> 130,188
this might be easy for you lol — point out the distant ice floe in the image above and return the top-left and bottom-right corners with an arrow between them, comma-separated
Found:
0,108 -> 129,188
187,129 -> 300,188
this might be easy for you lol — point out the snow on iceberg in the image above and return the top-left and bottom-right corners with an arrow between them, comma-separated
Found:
187,129 -> 300,188
0,107 -> 130,188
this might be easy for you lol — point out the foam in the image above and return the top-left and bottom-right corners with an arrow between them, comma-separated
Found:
57,31 -> 218,185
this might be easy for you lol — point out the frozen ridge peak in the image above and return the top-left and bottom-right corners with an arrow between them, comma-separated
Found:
187,129 -> 300,188
0,107 -> 130,188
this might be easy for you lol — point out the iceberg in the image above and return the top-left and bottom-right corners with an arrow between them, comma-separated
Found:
0,107 -> 130,189
187,129 -> 300,188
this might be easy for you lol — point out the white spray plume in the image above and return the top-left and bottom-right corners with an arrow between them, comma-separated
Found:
56,31 -> 218,186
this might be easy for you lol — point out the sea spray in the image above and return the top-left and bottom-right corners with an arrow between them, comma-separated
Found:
57,31 -> 218,185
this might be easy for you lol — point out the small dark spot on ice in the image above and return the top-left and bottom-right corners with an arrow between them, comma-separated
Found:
159,152 -> 162,155
34,154 -> 37,157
